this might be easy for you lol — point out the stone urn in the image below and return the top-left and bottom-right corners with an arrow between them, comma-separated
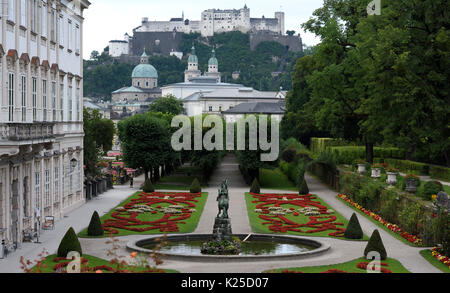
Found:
405,178 -> 418,193
386,172 -> 398,185
371,168 -> 381,178
357,164 -> 367,175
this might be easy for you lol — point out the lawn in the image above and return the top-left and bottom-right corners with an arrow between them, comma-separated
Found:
337,194 -> 422,247
259,168 -> 297,191
155,165 -> 206,190
79,191 -> 208,237
264,257 -> 410,273
245,192 -> 368,240
31,254 -> 178,273
419,249 -> 450,273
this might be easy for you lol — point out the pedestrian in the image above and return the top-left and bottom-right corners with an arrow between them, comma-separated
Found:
130,176 -> 134,188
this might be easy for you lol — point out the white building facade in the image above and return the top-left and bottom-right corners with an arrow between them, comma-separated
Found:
0,0 -> 90,248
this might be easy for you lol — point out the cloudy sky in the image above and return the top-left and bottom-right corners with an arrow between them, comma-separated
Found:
83,0 -> 323,58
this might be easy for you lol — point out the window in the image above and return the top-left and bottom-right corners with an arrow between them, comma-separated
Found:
68,85 -> 72,121
42,80 -> 47,121
60,83 -> 64,121
62,159 -> 66,203
50,9 -> 56,42
54,165 -> 59,203
42,4 -> 47,37
52,82 -> 56,121
8,73 -> 14,122
69,163 -> 73,195
8,0 -> 15,22
67,20 -> 71,50
31,0 -> 39,32
59,16 -> 64,46
209,106 -> 213,112
32,78 -> 37,121
21,76 -> 26,122
77,160 -> 81,191
20,0 -> 26,26
75,24 -> 80,52
35,163 -> 41,210
76,85 -> 80,121
44,165 -> 50,208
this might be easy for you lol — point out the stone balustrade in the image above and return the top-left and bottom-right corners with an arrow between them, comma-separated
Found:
0,123 -> 55,141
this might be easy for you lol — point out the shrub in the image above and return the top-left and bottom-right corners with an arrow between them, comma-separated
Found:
379,190 -> 399,223
190,178 -> 201,193
281,148 -> 296,163
57,227 -> 82,258
398,203 -> 422,235
250,178 -> 260,194
299,177 -> 309,195
420,181 -> 443,200
364,229 -> 387,260
429,165 -> 450,182
87,211 -> 104,236
142,179 -> 155,193
383,159 -> 429,175
344,213 -> 363,239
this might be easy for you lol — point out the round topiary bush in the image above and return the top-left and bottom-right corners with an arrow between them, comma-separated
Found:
421,181 -> 443,200
250,178 -> 260,194
190,178 -> 201,193
299,177 -> 309,195
364,229 -> 387,260
344,213 -> 363,239
57,227 -> 82,258
142,179 -> 155,193
87,211 -> 104,236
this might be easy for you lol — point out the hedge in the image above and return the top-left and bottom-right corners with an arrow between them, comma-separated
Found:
327,146 -> 405,164
310,138 -> 346,154
429,165 -> 450,182
382,159 -> 429,175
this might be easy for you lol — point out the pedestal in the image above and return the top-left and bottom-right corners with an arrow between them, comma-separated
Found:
213,217 -> 232,241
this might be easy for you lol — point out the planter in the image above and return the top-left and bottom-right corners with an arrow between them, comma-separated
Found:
357,164 -> 367,175
405,179 -> 418,193
386,172 -> 398,185
371,168 -> 381,178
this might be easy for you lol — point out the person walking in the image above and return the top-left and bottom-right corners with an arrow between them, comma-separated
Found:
130,175 -> 134,188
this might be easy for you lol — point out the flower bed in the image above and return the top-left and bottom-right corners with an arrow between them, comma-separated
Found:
337,194 -> 422,245
431,247 -> 450,269
102,191 -> 204,235
248,192 -> 346,237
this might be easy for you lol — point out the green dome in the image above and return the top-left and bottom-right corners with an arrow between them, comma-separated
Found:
208,49 -> 218,66
188,46 -> 198,63
132,64 -> 158,78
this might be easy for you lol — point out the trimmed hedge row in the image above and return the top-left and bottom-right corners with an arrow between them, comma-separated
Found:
328,146 -> 405,164
380,158 -> 430,175
429,165 -> 450,182
310,138 -> 347,154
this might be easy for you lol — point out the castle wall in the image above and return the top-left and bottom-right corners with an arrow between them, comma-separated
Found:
109,41 -> 129,57
249,31 -> 303,52
131,31 -> 184,56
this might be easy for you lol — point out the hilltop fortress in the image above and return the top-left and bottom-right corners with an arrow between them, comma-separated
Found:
109,5 -> 302,58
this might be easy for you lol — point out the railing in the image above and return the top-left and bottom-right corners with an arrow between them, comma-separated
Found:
0,123 -> 55,141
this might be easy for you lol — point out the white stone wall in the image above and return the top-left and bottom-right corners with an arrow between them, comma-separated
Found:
0,0 -> 89,246
109,41 -> 129,57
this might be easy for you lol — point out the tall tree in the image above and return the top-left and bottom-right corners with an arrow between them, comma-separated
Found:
148,94 -> 184,116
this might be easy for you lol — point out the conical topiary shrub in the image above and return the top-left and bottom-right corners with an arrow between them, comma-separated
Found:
344,213 -> 363,239
57,227 -> 82,257
190,178 -> 201,193
364,229 -> 387,260
142,179 -> 155,193
87,211 -> 104,236
250,178 -> 260,194
299,178 -> 309,195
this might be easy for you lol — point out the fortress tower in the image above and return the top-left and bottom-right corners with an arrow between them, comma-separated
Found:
184,46 -> 201,82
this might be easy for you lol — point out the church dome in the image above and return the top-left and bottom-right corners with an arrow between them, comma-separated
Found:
208,49 -> 218,66
188,46 -> 198,63
132,63 -> 158,78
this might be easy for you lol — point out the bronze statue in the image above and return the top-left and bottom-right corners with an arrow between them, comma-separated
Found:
217,179 -> 229,219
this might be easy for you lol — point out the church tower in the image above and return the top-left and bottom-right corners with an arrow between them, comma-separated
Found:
185,46 -> 201,82
205,48 -> 221,82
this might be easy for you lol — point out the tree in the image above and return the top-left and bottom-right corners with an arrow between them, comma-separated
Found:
250,178 -> 260,194
190,178 -> 201,193
148,94 -> 184,115
142,179 -> 155,193
344,213 -> 363,239
118,113 -> 171,181
299,178 -> 309,195
57,227 -> 82,257
87,211 -> 104,236
364,229 -> 387,260
83,108 -> 116,176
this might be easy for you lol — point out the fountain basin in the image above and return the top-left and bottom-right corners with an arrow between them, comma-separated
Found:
127,234 -> 330,262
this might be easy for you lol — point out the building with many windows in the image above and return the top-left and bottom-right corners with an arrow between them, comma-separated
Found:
0,0 -> 90,249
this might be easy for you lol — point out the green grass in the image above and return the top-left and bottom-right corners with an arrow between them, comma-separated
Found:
264,257 -> 410,273
78,191 -> 208,238
31,254 -> 178,273
443,185 -> 450,195
154,184 -> 190,191
336,195 -> 422,247
259,168 -> 298,191
419,249 -> 450,273
245,192 -> 368,240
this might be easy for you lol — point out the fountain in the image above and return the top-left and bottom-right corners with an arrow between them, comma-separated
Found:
127,179 -> 330,261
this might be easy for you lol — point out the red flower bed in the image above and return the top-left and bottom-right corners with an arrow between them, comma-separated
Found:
321,269 -> 348,273
431,247 -> 450,269
103,192 -> 202,234
250,193 -> 345,237
356,262 -> 392,273
338,194 -> 422,245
